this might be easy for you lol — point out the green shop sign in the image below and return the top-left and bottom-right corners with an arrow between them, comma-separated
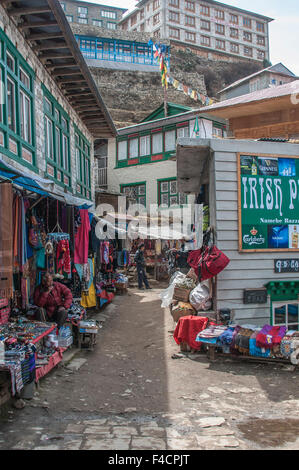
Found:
238,153 -> 299,252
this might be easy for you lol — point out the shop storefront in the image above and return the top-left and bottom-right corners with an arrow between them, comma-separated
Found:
0,171 -> 128,403
164,138 -> 299,364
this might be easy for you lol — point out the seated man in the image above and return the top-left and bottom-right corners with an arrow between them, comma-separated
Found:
34,273 -> 73,328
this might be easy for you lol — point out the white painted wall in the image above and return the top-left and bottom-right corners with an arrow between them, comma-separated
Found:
209,139 -> 299,325
107,138 -> 195,209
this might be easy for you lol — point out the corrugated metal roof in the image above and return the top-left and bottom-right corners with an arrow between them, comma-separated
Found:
201,80 -> 299,115
219,63 -> 297,94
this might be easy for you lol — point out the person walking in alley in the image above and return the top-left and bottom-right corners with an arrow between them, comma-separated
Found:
135,243 -> 151,290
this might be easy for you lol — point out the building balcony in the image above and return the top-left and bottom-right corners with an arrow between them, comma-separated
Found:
76,35 -> 170,71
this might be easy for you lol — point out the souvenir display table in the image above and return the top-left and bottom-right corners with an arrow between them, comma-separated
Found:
0,320 -> 58,396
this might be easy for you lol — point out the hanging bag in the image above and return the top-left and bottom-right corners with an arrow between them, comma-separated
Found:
198,245 -> 230,281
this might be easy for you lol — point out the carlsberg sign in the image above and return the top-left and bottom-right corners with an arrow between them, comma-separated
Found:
239,154 -> 299,251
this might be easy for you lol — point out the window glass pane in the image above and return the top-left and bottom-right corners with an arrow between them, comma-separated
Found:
161,182 -> 169,193
45,97 -> 52,114
0,69 -> 3,124
76,148 -> 80,179
20,91 -> 31,143
20,67 -> 30,89
6,51 -> 15,72
7,78 -> 15,132
129,138 -> 138,158
139,185 -> 145,195
170,195 -> 178,206
170,180 -> 177,195
85,158 -> 90,187
118,141 -> 127,160
288,304 -> 299,325
61,116 -> 68,131
274,304 -> 286,325
161,193 -> 169,206
152,132 -> 163,154
46,117 -> 54,160
165,130 -> 176,152
140,135 -> 150,156
62,134 -> 68,171
55,126 -> 61,163
177,127 -> 189,138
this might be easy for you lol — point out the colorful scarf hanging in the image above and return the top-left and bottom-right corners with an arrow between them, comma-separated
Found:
0,183 -> 13,299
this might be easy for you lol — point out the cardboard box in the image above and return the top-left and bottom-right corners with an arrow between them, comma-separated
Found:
173,287 -> 191,302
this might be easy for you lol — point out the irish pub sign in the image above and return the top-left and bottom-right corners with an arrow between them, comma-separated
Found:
238,154 -> 299,252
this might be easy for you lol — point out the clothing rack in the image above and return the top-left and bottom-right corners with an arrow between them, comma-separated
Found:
47,233 -> 70,242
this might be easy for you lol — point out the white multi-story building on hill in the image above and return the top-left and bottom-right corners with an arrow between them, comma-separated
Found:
119,0 -> 273,63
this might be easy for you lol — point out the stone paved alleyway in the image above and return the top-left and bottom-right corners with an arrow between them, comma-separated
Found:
0,287 -> 299,450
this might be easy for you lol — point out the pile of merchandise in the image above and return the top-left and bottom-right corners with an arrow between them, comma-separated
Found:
195,324 -> 299,365
0,318 -> 58,395
160,233 -> 230,319
160,272 -> 212,321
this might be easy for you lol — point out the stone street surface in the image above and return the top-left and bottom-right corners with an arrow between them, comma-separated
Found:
0,287 -> 299,450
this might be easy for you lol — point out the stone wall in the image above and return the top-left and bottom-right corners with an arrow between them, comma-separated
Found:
0,6 -> 95,201
90,67 -> 206,128
71,23 -> 262,128
71,23 -> 170,46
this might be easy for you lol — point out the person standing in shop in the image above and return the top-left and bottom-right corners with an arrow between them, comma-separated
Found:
33,273 -> 73,328
135,243 -> 151,291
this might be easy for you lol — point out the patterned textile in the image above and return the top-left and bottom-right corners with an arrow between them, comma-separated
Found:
0,184 -> 13,298
235,328 -> 255,355
74,209 -> 90,265
249,331 -> 271,358
280,331 -> 299,358
196,325 -> 227,344
218,327 -> 235,345
256,325 -> 287,350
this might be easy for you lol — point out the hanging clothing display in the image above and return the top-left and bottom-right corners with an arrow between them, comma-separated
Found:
74,209 -> 90,265
0,183 -> 13,299
81,259 -> 97,309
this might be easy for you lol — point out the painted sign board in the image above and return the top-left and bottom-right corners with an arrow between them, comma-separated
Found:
238,153 -> 299,252
274,259 -> 299,273
243,288 -> 268,304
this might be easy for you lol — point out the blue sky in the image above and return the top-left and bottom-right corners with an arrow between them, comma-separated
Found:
83,0 -> 299,75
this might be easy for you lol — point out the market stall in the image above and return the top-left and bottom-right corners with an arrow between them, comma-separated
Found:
0,180 -> 112,401
162,137 -> 299,367
177,138 -> 299,329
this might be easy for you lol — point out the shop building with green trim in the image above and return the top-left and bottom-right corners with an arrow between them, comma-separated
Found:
0,0 -> 116,204
107,102 -> 226,210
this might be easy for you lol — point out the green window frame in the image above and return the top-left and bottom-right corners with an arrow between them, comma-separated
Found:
121,182 -> 146,207
42,85 -> 71,189
272,301 -> 299,331
158,178 -> 187,207
75,125 -> 91,200
92,19 -> 103,27
0,28 -> 36,171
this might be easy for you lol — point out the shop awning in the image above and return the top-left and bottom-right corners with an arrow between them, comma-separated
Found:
0,157 -> 93,208
0,159 -> 52,196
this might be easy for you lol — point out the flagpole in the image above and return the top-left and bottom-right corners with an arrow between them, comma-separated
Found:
164,83 -> 168,118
